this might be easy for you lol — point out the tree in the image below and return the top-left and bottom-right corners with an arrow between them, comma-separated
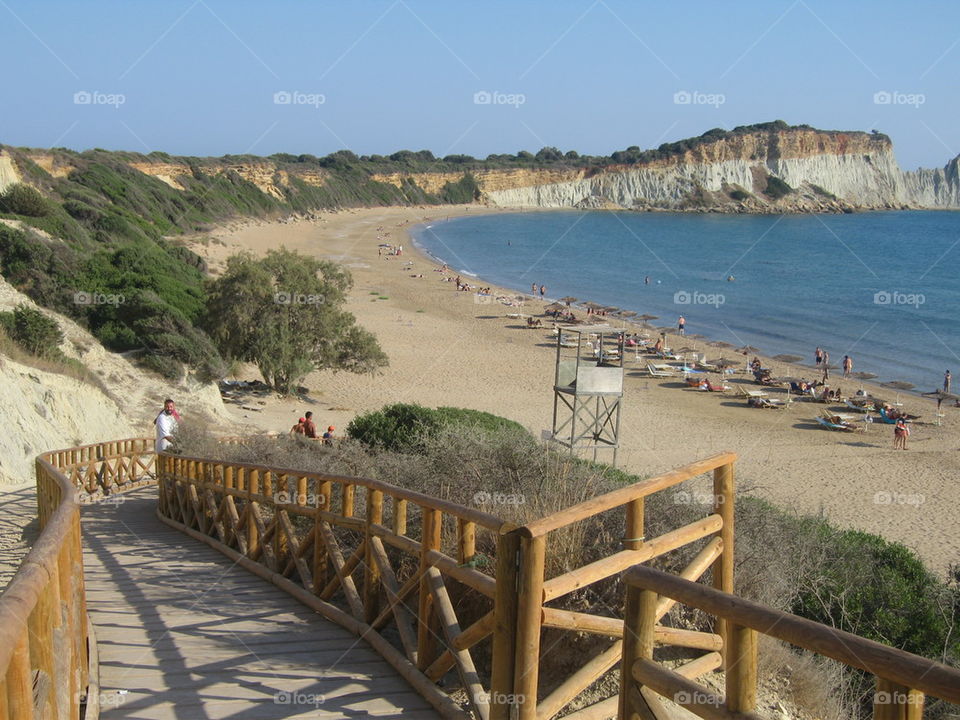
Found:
0,183 -> 49,217
204,248 -> 388,394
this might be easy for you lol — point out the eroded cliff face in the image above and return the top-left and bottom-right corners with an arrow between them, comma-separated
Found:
480,129 -> 960,212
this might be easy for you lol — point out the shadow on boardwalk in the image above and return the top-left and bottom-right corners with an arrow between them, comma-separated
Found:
82,489 -> 440,719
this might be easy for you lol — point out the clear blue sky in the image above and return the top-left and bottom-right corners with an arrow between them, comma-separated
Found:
1,0 -> 957,169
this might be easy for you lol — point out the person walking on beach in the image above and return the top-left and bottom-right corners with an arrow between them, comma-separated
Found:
532,283 -> 537,295
815,347 -> 823,366
842,355 -> 853,379
894,417 -> 909,450
539,285 -> 546,298
677,315 -> 685,336
302,411 -> 318,439
290,417 -> 306,436
154,398 -> 179,453
945,370 -> 952,393
322,425 -> 336,446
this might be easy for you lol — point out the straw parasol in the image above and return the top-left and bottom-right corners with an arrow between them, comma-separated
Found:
852,371 -> 878,380
637,313 -> 658,327
619,310 -> 637,318
773,354 -> 804,363
883,381 -> 915,391
710,357 -> 739,369
544,302 -> 565,312
560,296 -> 578,306
738,345 -> 760,354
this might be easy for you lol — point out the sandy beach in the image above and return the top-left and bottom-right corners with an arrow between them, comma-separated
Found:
190,205 -> 960,576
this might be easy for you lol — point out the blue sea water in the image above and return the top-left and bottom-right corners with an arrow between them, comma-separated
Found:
412,210 -> 960,392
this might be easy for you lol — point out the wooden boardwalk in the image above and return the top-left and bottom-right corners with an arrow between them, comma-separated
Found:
81,488 -> 441,719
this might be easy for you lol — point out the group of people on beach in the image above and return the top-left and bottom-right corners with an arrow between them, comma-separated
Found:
290,411 -> 336,445
814,346 -> 855,381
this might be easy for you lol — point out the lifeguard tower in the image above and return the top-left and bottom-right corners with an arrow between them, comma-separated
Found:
550,324 -> 624,466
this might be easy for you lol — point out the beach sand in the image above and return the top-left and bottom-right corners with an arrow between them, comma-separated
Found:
189,205 -> 959,576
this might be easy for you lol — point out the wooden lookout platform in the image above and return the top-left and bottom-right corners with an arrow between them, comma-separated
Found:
82,489 -> 440,719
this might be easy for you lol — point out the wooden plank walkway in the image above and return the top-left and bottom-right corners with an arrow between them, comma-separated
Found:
81,488 -> 441,719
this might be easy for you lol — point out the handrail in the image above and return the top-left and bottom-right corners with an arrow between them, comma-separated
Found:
521,452 -> 736,538
165,451 -> 517,533
1,437 -> 155,720
621,564 -> 960,719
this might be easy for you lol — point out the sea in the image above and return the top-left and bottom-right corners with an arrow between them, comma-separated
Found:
412,210 -> 960,393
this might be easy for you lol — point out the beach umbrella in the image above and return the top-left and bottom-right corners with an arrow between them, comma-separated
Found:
619,310 -> 637,318
544,302 -> 565,312
710,358 -> 739,368
560,296 -> 578,305
853,371 -> 878,380
637,313 -> 658,327
773,354 -> 804,363
883,381 -> 915,391
739,345 -> 761,354
922,389 -> 959,425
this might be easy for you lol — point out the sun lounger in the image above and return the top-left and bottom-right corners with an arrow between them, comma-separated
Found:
646,363 -> 673,378
700,380 -> 730,392
748,396 -> 787,409
845,398 -> 875,413
815,415 -> 864,432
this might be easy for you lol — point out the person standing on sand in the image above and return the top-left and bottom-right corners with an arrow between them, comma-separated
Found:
677,316 -> 685,336
894,417 -> 909,450
303,411 -> 318,439
540,285 -> 546,298
154,398 -> 179,453
815,347 -> 823,366
945,370 -> 952,393
290,417 -> 306,435
843,355 -> 852,379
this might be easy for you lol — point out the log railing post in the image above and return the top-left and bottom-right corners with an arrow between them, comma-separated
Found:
875,678 -> 924,720
393,497 -> 408,536
619,585 -> 657,720
712,461 -> 735,667
457,519 -> 475,564
725,623 -> 757,714
313,480 -> 332,593
513,534 -> 546,720
624,498 -> 644,550
417,508 -> 442,671
364,489 -> 383,623
490,531 -> 520,720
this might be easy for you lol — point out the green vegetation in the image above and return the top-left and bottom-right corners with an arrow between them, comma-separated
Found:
0,304 -> 63,359
0,183 -> 49,216
811,183 -> 838,200
763,175 -> 794,199
205,248 -> 388,394
728,188 -> 751,201
347,402 -> 528,452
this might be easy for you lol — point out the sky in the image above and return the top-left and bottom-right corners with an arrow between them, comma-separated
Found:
1,0 -> 958,170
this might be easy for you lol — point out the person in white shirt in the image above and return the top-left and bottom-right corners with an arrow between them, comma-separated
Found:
155,398 -> 179,452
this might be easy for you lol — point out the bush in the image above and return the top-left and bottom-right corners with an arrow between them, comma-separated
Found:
347,403 -> 529,452
2,304 -> 64,358
764,175 -> 793,199
729,188 -> 750,201
0,183 -> 49,216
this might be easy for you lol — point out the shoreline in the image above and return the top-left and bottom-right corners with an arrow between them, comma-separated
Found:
194,205 -> 959,576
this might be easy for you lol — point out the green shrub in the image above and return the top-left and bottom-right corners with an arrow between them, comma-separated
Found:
810,183 -> 838,200
347,403 -> 528,452
728,188 -> 750,201
763,175 -> 793,199
0,183 -> 49,216
4,304 -> 64,358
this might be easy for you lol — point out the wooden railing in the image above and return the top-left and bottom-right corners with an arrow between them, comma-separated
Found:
619,565 -> 960,720
0,437 -> 155,720
155,448 -> 737,720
